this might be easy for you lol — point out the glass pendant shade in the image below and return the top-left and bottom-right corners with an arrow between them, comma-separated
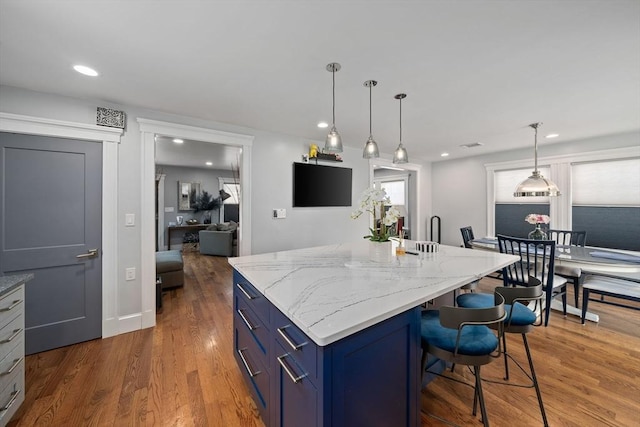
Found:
325,125 -> 342,152
392,93 -> 408,164
393,143 -> 408,164
362,80 -> 380,159
363,136 -> 379,158
324,63 -> 343,153
514,122 -> 560,197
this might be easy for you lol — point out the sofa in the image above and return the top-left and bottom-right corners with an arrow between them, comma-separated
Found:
155,250 -> 184,290
199,222 -> 238,257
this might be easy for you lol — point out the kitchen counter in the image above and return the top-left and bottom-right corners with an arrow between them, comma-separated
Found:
228,241 -> 518,346
0,273 -> 33,297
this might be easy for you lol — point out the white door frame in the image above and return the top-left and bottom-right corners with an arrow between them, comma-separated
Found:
137,118 -> 254,329
0,112 -> 123,338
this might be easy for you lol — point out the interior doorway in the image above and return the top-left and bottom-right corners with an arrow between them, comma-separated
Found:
370,158 -> 423,241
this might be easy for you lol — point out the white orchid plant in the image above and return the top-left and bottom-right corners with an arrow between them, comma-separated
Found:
525,213 -> 550,225
351,187 -> 401,242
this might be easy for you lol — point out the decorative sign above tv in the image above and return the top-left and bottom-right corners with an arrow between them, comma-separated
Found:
293,162 -> 352,207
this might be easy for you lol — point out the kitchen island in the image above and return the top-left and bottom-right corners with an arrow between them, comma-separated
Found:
228,241 -> 517,427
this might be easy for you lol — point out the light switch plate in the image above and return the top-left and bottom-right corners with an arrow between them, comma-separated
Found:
164,207 -> 174,212
273,209 -> 286,219
125,213 -> 135,226
125,267 -> 136,281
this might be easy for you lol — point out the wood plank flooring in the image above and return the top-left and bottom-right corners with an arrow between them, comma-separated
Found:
8,252 -> 640,426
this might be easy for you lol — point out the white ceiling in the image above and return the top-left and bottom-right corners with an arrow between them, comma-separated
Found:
155,136 -> 241,170
1,0 -> 639,163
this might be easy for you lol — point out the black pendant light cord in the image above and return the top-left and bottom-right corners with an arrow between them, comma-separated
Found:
369,84 -> 373,136
399,97 -> 402,143
332,68 -> 336,126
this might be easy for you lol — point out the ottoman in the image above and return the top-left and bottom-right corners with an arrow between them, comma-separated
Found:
155,250 -> 184,290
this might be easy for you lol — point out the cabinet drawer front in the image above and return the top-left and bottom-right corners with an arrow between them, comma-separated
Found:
235,296 -> 269,356
234,324 -> 270,421
0,359 -> 24,425
273,307 -> 317,381
0,286 -> 24,328
0,333 -> 24,394
233,271 -> 270,326
0,314 -> 24,359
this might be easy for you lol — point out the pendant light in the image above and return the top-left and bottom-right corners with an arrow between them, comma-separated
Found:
392,93 -> 408,164
362,80 -> 380,158
324,62 -> 343,153
513,122 -> 561,197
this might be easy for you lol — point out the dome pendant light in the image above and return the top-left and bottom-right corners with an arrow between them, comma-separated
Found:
324,62 -> 343,153
514,122 -> 561,197
362,80 -> 380,159
392,93 -> 408,164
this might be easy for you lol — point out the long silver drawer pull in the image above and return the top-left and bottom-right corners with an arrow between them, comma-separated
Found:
237,309 -> 257,331
237,348 -> 261,378
277,354 -> 307,384
0,300 -> 21,312
1,358 -> 22,376
277,326 -> 307,351
1,329 -> 21,344
0,390 -> 19,412
236,283 -> 255,300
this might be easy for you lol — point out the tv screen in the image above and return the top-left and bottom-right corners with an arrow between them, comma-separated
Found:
293,162 -> 352,207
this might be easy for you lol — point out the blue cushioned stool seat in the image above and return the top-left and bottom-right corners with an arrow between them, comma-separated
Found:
421,310 -> 498,356
457,293 -> 537,326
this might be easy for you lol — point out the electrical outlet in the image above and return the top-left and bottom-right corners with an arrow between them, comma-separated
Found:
273,208 -> 286,219
125,267 -> 136,281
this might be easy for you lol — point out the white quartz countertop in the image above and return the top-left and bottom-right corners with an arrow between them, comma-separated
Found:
228,241 -> 518,346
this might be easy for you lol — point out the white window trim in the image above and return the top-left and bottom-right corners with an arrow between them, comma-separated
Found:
485,146 -> 640,237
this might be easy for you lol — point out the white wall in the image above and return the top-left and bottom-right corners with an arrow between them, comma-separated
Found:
432,131 -> 640,246
0,85 -> 373,326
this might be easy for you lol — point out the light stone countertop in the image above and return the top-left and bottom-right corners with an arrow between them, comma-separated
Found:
0,273 -> 34,296
228,241 -> 518,346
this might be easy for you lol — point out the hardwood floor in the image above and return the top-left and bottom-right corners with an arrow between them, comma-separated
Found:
8,252 -> 640,426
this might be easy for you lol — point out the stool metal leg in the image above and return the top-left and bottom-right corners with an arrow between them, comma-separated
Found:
522,333 -> 549,427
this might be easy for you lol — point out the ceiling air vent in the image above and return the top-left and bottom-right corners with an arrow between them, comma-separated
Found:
460,142 -> 484,149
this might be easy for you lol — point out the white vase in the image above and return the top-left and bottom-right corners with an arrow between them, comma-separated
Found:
369,240 -> 392,263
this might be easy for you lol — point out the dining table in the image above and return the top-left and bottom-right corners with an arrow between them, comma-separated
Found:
469,237 -> 640,323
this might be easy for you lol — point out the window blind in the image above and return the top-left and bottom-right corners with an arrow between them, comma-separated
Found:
494,168 -> 550,204
572,158 -> 640,206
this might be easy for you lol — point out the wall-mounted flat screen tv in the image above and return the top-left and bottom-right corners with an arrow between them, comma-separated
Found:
293,162 -> 352,207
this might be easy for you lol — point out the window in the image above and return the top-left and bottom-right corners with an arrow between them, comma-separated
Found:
380,180 -> 405,205
494,168 -> 550,238
571,158 -> 640,250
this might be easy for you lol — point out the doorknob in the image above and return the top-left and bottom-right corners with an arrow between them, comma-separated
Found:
76,249 -> 99,259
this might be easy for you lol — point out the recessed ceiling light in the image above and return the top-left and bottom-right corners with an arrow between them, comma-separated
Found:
205,161 -> 213,166
317,122 -> 329,128
173,138 -> 184,144
545,133 -> 559,139
441,152 -> 450,157
73,65 -> 98,77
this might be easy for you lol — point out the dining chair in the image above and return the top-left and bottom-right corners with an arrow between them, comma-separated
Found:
496,235 -> 567,326
548,229 -> 587,307
460,226 -> 475,248
457,277 -> 549,426
455,226 -> 479,297
420,293 -> 505,427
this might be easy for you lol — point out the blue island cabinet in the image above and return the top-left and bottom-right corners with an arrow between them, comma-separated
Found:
233,270 -> 421,427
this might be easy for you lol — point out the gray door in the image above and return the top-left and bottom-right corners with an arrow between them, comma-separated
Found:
0,132 -> 102,355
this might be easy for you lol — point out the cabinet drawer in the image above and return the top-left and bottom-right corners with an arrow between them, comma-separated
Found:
0,315 -> 24,361
0,287 -> 24,328
0,333 -> 24,395
235,324 -> 270,421
235,296 -> 269,356
0,359 -> 24,426
233,271 -> 270,327
273,307 -> 317,381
